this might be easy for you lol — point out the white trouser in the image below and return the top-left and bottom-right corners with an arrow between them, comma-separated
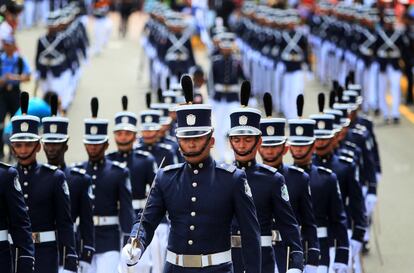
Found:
378,64 -> 401,119
89,251 -> 120,273
150,223 -> 169,273
356,59 -> 371,112
24,1 -> 35,28
92,17 -> 112,55
368,62 -> 379,111
320,41 -> 333,85
282,69 -> 304,119
212,99 -> 239,162
35,0 -> 49,25
40,70 -> 72,111
273,62 -> 286,114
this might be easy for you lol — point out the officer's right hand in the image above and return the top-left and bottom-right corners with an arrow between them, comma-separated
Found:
365,193 -> 377,216
303,264 -> 318,273
121,243 -> 142,266
286,269 -> 302,273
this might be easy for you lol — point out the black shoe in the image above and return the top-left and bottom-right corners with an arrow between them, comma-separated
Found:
384,118 -> 391,125
374,109 -> 380,117
362,241 -> 370,255
393,118 -> 400,124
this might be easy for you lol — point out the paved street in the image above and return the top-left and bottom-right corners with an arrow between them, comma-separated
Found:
15,12 -> 414,273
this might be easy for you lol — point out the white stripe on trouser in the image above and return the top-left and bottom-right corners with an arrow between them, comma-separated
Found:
88,250 -> 119,273
212,99 -> 239,162
282,70 -> 304,119
378,64 -> 401,119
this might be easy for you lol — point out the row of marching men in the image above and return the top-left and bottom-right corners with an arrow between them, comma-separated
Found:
0,86 -> 188,273
141,2 -> 196,92
118,75 -> 380,273
35,3 -> 89,114
1,74 -> 381,273
308,1 -> 414,124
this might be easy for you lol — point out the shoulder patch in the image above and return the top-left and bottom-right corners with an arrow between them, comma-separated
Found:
42,163 -> 58,171
162,163 -> 183,172
317,166 -> 332,174
339,156 -> 353,164
135,150 -> 151,157
259,164 -> 277,174
288,165 -> 304,173
0,162 -> 11,169
216,163 -> 237,173
71,162 -> 84,168
351,129 -> 364,136
112,161 -> 127,169
165,135 -> 176,142
71,167 -> 87,175
158,143 -> 173,150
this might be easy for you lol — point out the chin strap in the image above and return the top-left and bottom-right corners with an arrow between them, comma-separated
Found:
12,142 -> 39,161
315,139 -> 332,151
291,143 -> 314,161
116,139 -> 135,147
230,135 -> 260,157
179,133 -> 212,158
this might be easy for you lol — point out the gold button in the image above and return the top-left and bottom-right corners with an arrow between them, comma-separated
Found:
92,185 -> 96,189
23,182 -> 28,186
26,206 -> 29,210
198,163 -> 203,168
242,167 -> 245,171
191,197 -> 196,202
123,154 -> 128,158
24,171 -> 28,175
188,240 -> 193,245
191,211 -> 196,217
93,166 -> 97,171
192,182 -> 197,188
193,170 -> 199,174
24,194 -> 28,199
92,175 -> 96,179
237,230 -> 241,235
190,225 -> 195,230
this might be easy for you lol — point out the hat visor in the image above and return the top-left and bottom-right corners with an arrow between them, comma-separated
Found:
287,136 -> 315,146
176,128 -> 213,138
340,118 -> 351,127
314,130 -> 334,139
10,134 -> 40,142
42,136 -> 69,143
228,127 -> 262,137
83,136 -> 108,144
113,124 -> 138,132
140,124 -> 161,131
261,137 -> 286,146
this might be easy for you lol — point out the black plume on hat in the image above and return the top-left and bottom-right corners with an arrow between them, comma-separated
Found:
337,86 -> 344,103
20,92 -> 29,115
181,74 -> 193,103
91,97 -> 99,118
157,88 -> 163,103
296,94 -> 304,118
145,92 -> 151,109
240,81 -> 251,107
329,91 -> 336,108
122,95 -> 128,111
318,93 -> 325,113
263,92 -> 273,117
166,77 -> 170,90
50,93 -> 58,116
332,80 -> 339,92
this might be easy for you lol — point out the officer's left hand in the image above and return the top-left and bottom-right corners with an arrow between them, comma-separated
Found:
286,269 -> 302,273
350,239 -> 363,258
79,261 -> 91,273
61,270 -> 76,273
303,264 -> 318,273
365,193 -> 377,216
332,262 -> 347,273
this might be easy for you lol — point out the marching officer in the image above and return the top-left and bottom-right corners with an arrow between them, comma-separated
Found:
228,83 -> 303,273
106,96 -> 158,273
121,75 -> 262,273
9,92 -> 77,273
311,93 -> 367,272
288,95 -> 349,273
258,93 -> 319,273
74,97 -> 134,273
135,107 -> 178,167
210,36 -> 245,162
0,162 -> 35,273
41,94 -> 94,273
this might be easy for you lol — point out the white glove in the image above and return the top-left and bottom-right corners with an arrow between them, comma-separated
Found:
365,193 -> 377,216
303,264 -> 318,273
121,243 -> 142,266
376,173 -> 382,184
79,261 -> 91,273
332,262 -> 347,273
286,269 -> 302,273
350,239 -> 363,258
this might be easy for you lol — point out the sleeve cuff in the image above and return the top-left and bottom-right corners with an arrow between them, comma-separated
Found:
289,251 -> 304,270
81,245 -> 95,263
334,247 -> 349,264
306,248 -> 320,266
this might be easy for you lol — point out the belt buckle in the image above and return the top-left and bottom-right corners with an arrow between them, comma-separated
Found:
182,254 -> 202,268
231,236 -> 242,248
32,232 -> 40,243
93,217 -> 100,225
